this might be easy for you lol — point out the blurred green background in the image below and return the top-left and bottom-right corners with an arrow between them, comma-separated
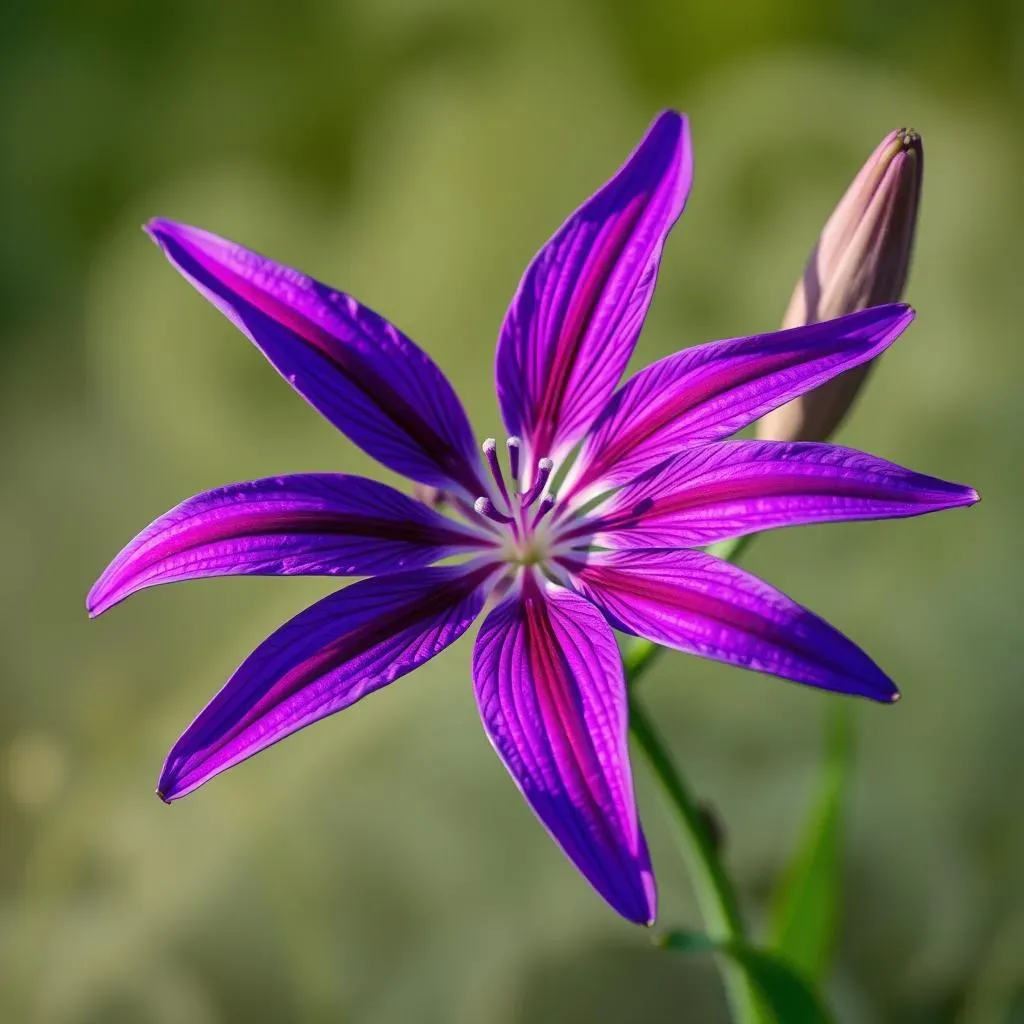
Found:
2,0 -> 1022,1021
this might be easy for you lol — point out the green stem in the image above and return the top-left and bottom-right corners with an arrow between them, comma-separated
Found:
628,697 -> 744,934
630,697 -> 764,1022
627,533 -> 765,1022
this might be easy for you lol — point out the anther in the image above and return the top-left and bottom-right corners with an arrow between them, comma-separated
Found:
506,437 -> 521,485
482,438 -> 509,505
522,458 -> 554,508
530,492 -> 557,528
473,496 -> 516,525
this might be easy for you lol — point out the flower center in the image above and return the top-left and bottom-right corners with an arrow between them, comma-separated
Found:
471,437 -> 561,567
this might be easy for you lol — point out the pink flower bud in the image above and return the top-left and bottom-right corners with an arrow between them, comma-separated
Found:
758,129 -> 922,442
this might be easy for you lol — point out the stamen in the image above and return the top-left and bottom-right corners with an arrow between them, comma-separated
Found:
530,492 -> 557,528
473,496 -> 516,525
452,495 -> 501,535
482,438 -> 509,505
506,437 -> 521,485
522,458 -> 554,509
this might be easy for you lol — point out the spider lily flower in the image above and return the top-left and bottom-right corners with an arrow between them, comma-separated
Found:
759,128 -> 923,442
88,112 -> 975,925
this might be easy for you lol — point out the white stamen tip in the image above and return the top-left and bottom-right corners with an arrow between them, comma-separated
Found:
531,492 -> 557,527
482,438 -> 496,454
506,437 -> 522,482
474,495 -> 515,525
522,457 -> 555,510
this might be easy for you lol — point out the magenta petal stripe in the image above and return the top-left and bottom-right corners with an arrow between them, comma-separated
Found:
88,474 -> 493,616
574,440 -> 979,550
148,220 -> 486,497
159,562 -> 499,801
567,550 -> 898,702
495,111 -> 692,468
473,574 -> 655,924
565,304 -> 915,499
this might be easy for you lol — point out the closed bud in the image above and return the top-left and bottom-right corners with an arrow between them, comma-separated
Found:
758,128 -> 923,442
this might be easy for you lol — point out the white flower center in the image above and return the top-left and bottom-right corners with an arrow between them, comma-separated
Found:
471,437 -> 569,571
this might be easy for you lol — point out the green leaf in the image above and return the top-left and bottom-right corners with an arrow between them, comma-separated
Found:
658,930 -> 835,1024
767,704 -> 854,982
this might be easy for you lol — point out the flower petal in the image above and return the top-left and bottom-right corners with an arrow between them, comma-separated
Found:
495,112 -> 692,470
147,220 -> 485,497
565,304 -> 914,498
575,441 -> 978,550
472,574 -> 655,924
159,562 -> 498,801
567,550 -> 898,702
88,474 -> 493,616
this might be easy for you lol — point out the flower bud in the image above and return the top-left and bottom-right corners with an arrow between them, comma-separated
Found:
757,128 -> 923,442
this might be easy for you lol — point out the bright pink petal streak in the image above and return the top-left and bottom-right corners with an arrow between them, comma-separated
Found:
495,111 -> 692,469
567,304 -> 915,498
472,575 -> 655,924
147,220 -> 485,497
575,440 -> 979,550
88,474 -> 493,616
159,562 -> 498,801
567,550 -> 898,702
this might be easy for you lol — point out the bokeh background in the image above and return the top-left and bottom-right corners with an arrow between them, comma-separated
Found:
2,0 -> 1022,1021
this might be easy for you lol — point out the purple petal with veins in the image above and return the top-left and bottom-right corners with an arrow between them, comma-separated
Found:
86,110 -> 983,928
567,550 -> 898,702
88,474 -> 494,616
147,219 -> 486,497
573,440 -> 978,550
495,111 -> 692,469
473,575 -> 655,924
566,304 -> 914,498
160,562 -> 498,801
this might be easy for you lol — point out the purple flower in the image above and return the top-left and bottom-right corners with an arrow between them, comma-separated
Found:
88,112 -> 976,925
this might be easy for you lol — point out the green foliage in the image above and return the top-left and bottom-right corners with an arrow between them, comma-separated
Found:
658,930 -> 835,1023
767,705 -> 853,982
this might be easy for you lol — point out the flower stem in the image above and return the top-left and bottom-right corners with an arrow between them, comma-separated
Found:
629,698 -> 764,1022
627,533 -> 765,1022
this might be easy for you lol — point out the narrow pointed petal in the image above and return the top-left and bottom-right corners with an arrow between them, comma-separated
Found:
473,575 -> 655,924
577,440 -> 978,550
159,562 -> 498,801
566,305 -> 914,499
88,474 -> 493,616
496,112 -> 692,469
567,550 -> 898,702
147,220 -> 485,497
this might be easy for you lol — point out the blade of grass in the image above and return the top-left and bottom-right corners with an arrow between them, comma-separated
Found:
766,703 -> 853,982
